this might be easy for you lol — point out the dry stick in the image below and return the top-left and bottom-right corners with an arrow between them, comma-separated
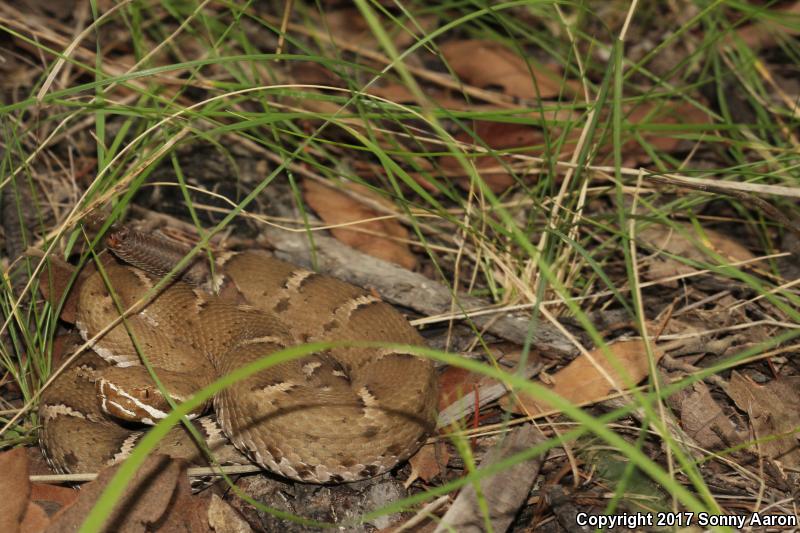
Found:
393,496 -> 450,533
438,357 -> 544,428
262,225 -> 578,357
433,424 -> 547,533
413,251 -> 786,327
29,464 -> 262,484
274,0 -> 294,57
628,169 -> 680,505
645,175 -> 800,239
729,276 -> 800,313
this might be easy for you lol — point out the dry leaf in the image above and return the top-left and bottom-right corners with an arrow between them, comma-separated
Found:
725,373 -> 800,469
20,502 -> 50,533
638,222 -> 757,285
45,454 -> 191,533
671,381 -> 743,451
367,83 -> 475,112
506,340 -> 664,415
440,122 -> 544,193
157,489 -> 215,533
207,494 -> 252,533
318,9 -> 375,47
643,257 -> 696,287
0,447 -> 37,533
437,366 -> 485,411
439,352 -> 543,428
367,83 -> 418,104
289,62 -> 340,87
302,180 -> 417,269
622,101 -> 713,163
318,9 -> 436,50
436,99 -> 711,190
405,442 -> 450,487
10,449 -> 78,532
29,483 -> 79,520
731,2 -> 800,49
440,40 -> 572,99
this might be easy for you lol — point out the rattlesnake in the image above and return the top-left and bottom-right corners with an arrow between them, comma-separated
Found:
39,228 -> 438,483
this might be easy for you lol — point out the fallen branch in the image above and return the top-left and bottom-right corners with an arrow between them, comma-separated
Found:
264,226 -> 578,357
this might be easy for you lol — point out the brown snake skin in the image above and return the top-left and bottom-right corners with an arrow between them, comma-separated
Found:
39,230 -> 438,483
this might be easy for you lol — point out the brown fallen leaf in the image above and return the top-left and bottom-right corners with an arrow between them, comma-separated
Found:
289,61 -> 340,87
302,179 -> 417,269
438,353 -> 543,428
642,223 -> 756,263
405,441 -> 450,488
207,494 -> 252,533
437,366 -> 486,412
436,100 -> 710,192
440,40 -> 573,100
724,373 -> 800,469
29,483 -> 79,520
620,102 -> 713,164
440,121 -> 545,193
670,381 -> 743,451
366,82 -> 418,104
638,222 -> 758,286
317,9 -> 436,50
20,503 -> 50,533
158,485 -> 215,533
0,447 -> 42,533
505,340 -> 664,416
730,1 -> 800,50
45,454 -> 202,533
643,258 -> 696,288
367,83 -> 469,111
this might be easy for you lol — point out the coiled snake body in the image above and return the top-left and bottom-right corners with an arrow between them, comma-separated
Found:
39,231 -> 438,483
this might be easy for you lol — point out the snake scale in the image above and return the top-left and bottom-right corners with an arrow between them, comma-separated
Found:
39,227 -> 438,483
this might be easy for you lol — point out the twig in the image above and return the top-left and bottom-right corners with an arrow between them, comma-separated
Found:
433,424 -> 546,533
29,464 -> 262,484
644,174 -> 800,239
392,496 -> 450,533
263,225 -> 578,357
